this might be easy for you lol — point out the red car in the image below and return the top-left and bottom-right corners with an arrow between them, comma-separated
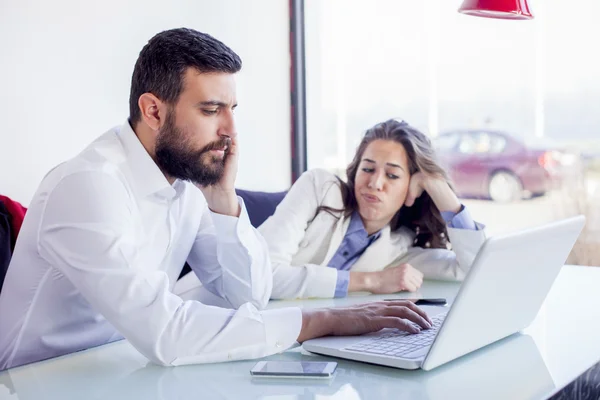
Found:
433,130 -> 577,202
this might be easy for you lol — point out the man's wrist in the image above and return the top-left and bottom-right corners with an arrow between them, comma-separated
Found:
206,192 -> 240,217
297,309 -> 333,343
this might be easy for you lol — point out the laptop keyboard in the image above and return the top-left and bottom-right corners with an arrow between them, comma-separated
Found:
344,311 -> 448,358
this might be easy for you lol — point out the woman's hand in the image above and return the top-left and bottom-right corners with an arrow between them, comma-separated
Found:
349,263 -> 424,294
404,171 -> 461,214
370,263 -> 424,294
404,171 -> 427,207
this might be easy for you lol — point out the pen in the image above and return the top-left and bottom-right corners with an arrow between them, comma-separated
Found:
383,298 -> 447,306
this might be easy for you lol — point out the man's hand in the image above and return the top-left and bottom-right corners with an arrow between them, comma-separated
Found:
197,136 -> 240,217
349,263 -> 424,294
297,300 -> 433,343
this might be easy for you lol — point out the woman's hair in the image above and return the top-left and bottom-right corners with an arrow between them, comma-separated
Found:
319,119 -> 452,249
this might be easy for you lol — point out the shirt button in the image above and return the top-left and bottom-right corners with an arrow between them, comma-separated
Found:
342,251 -> 349,257
276,341 -> 283,349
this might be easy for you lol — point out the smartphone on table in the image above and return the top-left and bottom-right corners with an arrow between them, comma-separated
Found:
250,361 -> 337,379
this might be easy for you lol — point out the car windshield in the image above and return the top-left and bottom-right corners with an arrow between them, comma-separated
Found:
459,132 -> 507,154
434,133 -> 460,152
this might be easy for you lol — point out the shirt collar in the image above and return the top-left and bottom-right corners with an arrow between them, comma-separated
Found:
349,210 -> 382,241
117,120 -> 178,200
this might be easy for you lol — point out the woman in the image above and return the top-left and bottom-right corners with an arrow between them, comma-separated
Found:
259,119 -> 486,299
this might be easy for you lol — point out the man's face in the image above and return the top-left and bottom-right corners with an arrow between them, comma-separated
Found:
155,69 -> 237,186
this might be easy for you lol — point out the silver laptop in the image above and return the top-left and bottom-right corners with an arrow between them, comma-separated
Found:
303,215 -> 585,371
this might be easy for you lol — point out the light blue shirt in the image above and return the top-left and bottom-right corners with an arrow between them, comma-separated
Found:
328,205 -> 479,297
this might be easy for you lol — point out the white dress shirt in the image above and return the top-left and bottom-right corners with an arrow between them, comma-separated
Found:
0,121 -> 302,370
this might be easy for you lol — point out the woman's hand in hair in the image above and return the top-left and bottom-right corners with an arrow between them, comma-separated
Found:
349,263 -> 424,294
405,172 -> 462,214
404,172 -> 427,207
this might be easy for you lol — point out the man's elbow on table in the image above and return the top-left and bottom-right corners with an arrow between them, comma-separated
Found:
132,335 -> 179,367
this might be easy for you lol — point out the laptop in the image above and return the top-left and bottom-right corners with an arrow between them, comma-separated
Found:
303,215 -> 585,371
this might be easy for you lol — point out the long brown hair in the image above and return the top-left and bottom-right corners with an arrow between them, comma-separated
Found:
319,119 -> 452,249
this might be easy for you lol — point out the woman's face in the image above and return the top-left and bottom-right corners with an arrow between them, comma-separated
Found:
354,139 -> 411,230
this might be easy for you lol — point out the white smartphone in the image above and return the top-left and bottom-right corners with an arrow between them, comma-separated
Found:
250,361 -> 337,379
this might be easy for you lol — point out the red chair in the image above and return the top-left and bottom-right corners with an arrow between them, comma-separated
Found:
0,195 -> 27,293
0,195 -> 26,246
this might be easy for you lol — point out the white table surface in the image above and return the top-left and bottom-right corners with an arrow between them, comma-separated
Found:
1,265 -> 599,400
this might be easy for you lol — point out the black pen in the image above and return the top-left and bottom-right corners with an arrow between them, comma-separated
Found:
383,298 -> 447,306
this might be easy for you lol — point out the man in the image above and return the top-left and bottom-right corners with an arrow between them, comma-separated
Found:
0,28 -> 431,370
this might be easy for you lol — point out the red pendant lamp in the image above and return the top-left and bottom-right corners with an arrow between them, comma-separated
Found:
458,0 -> 534,20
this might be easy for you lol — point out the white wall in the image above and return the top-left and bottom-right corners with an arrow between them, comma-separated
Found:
0,0 -> 291,204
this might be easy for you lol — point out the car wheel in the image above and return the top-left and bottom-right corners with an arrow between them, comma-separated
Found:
488,171 -> 523,203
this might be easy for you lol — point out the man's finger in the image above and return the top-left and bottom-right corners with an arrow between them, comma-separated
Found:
376,316 -> 419,334
384,301 -> 433,325
228,136 -> 238,154
382,300 -> 414,308
404,302 -> 433,325
401,307 -> 432,329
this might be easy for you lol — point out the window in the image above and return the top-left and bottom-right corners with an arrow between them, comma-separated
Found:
305,0 -> 600,265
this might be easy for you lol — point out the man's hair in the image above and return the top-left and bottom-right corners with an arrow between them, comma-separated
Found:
129,28 -> 242,124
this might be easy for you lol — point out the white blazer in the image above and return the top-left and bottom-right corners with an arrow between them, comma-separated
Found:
258,169 -> 487,299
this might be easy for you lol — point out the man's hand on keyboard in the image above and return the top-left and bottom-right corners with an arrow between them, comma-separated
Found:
297,300 -> 433,343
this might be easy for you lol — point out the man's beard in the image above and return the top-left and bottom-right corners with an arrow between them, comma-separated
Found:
155,111 -> 230,186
